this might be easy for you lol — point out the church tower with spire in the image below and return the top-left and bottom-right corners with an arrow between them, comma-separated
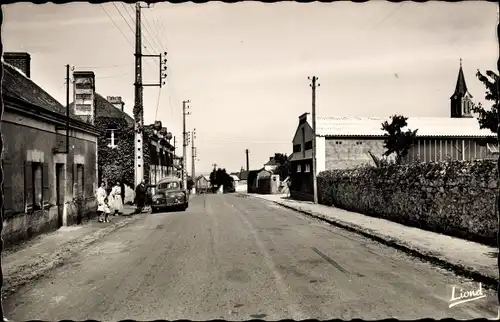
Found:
450,58 -> 474,118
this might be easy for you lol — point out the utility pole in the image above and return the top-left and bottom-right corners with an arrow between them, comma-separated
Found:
245,149 -> 249,171
65,64 -> 70,153
182,100 -> 191,190
308,76 -> 320,204
191,129 -> 197,194
133,2 -> 168,187
495,1 -> 500,308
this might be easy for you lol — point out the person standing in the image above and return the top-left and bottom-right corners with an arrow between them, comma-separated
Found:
134,179 -> 147,214
110,181 -> 124,216
96,182 -> 108,222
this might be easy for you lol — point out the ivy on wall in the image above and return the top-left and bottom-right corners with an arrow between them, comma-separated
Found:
95,117 -> 135,188
142,126 -> 153,185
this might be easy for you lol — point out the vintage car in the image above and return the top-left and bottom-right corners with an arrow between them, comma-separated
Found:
151,177 -> 189,213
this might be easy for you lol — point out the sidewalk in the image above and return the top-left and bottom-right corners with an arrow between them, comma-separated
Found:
2,205 -> 140,299
245,193 -> 499,289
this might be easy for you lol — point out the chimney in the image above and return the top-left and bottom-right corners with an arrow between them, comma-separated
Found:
4,52 -> 31,78
106,96 -> 125,112
73,71 -> 96,122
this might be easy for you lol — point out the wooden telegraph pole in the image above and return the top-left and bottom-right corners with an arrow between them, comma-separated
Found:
133,2 -> 167,187
308,76 -> 320,204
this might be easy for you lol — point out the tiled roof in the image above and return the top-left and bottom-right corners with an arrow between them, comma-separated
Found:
2,62 -> 85,121
239,170 -> 249,180
69,93 -> 135,126
315,117 -> 495,138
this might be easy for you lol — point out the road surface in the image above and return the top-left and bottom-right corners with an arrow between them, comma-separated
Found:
3,194 -> 498,320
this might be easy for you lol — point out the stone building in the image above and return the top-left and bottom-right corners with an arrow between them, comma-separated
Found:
69,72 -> 175,194
289,60 -> 497,201
2,52 -> 99,246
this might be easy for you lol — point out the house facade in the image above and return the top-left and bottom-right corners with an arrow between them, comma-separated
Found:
289,60 -> 497,201
2,52 -> 99,246
70,72 -> 175,195
195,175 -> 210,193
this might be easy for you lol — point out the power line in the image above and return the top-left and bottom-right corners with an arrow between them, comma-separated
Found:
112,3 -> 135,37
122,2 -> 159,55
99,4 -> 134,48
155,87 -> 162,120
96,72 -> 131,79
76,63 -> 129,69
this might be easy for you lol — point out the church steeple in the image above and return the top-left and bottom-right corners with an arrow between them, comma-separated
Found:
450,58 -> 473,118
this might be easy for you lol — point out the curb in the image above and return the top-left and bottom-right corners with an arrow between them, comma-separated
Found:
247,194 -> 499,290
2,213 -> 142,299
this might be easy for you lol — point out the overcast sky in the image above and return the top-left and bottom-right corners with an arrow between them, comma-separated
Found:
2,2 -> 498,174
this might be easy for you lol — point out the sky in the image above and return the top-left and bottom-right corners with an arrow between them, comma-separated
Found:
2,1 -> 498,175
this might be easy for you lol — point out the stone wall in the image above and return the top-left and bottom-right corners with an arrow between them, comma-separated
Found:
317,160 -> 498,246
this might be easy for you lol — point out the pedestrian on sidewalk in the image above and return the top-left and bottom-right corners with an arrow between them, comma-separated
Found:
110,181 -> 124,216
134,179 -> 147,214
101,197 -> 111,223
96,182 -> 108,222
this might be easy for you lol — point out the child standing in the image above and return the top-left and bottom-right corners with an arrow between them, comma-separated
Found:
99,197 -> 111,223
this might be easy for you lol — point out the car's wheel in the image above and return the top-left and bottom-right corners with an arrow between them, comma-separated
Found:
183,203 -> 188,211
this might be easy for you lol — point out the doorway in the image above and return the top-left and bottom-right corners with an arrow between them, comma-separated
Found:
55,163 -> 65,228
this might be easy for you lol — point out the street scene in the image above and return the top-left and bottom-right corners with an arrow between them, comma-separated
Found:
1,1 -> 500,320
2,195 -> 499,320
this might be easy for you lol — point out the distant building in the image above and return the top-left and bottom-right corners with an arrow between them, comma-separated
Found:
289,60 -> 497,201
195,175 -> 210,193
2,52 -> 99,246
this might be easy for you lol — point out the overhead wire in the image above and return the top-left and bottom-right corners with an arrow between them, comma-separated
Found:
99,4 -> 134,48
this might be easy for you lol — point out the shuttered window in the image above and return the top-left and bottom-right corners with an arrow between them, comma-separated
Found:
75,164 -> 84,198
25,161 -> 33,212
25,162 -> 45,212
2,160 -> 13,216
42,163 -> 50,208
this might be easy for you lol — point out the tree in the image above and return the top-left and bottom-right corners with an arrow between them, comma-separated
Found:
273,153 -> 291,180
209,167 -> 232,193
381,115 -> 418,164
471,69 -> 499,134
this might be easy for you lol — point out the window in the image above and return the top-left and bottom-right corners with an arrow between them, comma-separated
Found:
336,141 -> 343,145
293,144 -> 301,153
25,161 -> 49,212
73,163 -> 84,198
106,127 -> 119,148
305,141 -> 313,150
297,164 -> 302,173
76,93 -> 92,101
2,160 -> 13,215
304,164 -> 311,173
356,141 -> 363,145
301,128 -> 306,157
159,182 -> 180,190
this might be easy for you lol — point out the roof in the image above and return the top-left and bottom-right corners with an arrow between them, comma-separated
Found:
2,62 -> 85,121
264,157 -> 278,166
239,170 -> 249,180
451,60 -> 471,99
313,116 -> 495,138
230,175 -> 240,181
157,176 -> 181,184
69,93 -> 135,126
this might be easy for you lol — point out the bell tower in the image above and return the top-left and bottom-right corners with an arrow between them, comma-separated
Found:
450,58 -> 474,118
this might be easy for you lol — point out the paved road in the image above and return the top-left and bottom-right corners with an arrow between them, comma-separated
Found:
3,194 -> 498,320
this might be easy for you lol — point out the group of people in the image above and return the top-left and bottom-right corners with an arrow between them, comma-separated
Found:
96,181 -> 124,223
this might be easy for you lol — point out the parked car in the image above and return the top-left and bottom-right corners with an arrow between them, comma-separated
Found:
151,177 -> 189,213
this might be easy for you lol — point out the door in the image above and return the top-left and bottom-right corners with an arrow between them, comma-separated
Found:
56,163 -> 65,227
